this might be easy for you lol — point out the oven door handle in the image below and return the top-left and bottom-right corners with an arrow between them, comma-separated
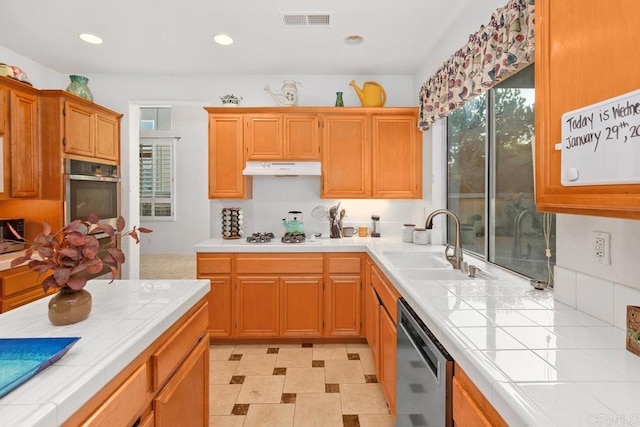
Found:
67,174 -> 120,182
398,319 -> 442,386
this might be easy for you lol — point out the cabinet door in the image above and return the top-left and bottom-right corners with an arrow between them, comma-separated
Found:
154,338 -> 208,427
245,114 -> 282,160
65,101 -> 95,157
372,114 -> 421,198
9,90 -> 39,197
235,276 -> 279,337
0,87 -> 5,135
452,377 -> 492,427
207,276 -> 233,337
535,0 -> 640,217
379,305 -> 397,414
95,112 -> 119,161
208,114 -> 251,199
368,284 -> 381,379
280,276 -> 323,337
284,114 -> 320,160
321,114 -> 371,198
325,275 -> 361,337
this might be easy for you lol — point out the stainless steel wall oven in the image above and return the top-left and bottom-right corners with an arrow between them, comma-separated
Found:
64,159 -> 120,228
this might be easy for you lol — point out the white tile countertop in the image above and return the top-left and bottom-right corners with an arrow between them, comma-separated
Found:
197,237 -> 640,426
0,279 -> 210,427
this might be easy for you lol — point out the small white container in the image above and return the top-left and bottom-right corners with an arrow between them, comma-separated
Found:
412,228 -> 429,245
402,224 -> 415,243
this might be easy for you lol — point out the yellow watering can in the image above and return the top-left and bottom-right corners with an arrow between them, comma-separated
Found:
349,80 -> 387,107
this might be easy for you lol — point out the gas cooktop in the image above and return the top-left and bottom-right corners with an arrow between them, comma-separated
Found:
245,232 -> 275,243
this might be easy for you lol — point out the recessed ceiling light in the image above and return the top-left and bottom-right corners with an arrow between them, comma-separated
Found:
344,35 -> 363,45
214,34 -> 234,46
78,33 -> 103,45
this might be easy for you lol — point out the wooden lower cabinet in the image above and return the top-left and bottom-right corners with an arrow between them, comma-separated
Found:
0,266 -> 53,313
197,252 -> 364,340
366,261 -> 400,414
235,276 -> 280,337
379,305 -> 397,413
154,337 -> 209,427
64,299 -> 209,427
281,276 -> 324,337
196,253 -> 232,337
325,274 -> 361,337
453,365 -> 507,427
208,277 -> 233,337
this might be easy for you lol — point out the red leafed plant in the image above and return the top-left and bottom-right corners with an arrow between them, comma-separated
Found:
0,213 -> 152,292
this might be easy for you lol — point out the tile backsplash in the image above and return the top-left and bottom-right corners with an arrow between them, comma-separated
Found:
554,265 -> 640,330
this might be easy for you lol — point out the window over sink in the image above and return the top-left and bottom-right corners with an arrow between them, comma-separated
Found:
447,64 -> 556,283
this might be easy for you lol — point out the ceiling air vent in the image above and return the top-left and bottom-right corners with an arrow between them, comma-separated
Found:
281,13 -> 331,27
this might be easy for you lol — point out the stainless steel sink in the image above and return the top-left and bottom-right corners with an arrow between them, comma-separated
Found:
380,252 -> 450,269
399,268 -> 474,281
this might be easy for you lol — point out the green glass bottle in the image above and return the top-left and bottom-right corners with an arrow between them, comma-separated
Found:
335,91 -> 344,107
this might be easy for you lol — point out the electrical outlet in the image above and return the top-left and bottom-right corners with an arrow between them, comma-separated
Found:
592,231 -> 611,265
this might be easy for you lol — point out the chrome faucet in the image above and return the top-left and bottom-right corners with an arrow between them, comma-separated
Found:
425,209 -> 464,269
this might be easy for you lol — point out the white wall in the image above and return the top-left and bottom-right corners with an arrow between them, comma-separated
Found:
138,103 -> 210,254
0,46 -> 65,89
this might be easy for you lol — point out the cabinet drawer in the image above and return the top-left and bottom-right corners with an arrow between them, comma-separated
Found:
81,363 -> 148,426
152,302 -> 208,389
328,256 -> 362,274
1,268 -> 42,297
196,254 -> 232,274
1,287 -> 47,312
237,254 -> 323,274
371,266 -> 400,323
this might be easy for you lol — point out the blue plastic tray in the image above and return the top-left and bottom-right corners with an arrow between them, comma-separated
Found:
0,337 -> 80,399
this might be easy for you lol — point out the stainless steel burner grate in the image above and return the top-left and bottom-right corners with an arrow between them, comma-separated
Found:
246,232 -> 275,243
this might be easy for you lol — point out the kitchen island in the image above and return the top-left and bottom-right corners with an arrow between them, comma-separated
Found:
197,236 -> 640,426
0,279 -> 210,427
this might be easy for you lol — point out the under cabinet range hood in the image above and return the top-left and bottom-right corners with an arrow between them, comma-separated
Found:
242,161 -> 321,176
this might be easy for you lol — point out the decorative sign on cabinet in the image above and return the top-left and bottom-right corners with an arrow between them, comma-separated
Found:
561,88 -> 640,186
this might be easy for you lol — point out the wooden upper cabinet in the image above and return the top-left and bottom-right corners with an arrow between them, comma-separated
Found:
245,114 -> 283,160
207,113 -> 252,199
535,0 -> 640,218
64,100 -> 121,162
0,79 -> 40,199
321,114 -> 371,198
38,91 -> 122,165
0,87 -> 5,135
204,107 -> 421,200
65,101 -> 94,157
284,114 -> 320,160
245,113 -> 320,160
94,113 -> 119,161
372,114 -> 422,198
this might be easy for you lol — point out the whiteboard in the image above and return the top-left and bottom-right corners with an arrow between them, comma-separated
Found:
561,88 -> 640,186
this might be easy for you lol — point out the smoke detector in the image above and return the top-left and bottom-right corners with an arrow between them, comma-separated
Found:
281,13 -> 331,27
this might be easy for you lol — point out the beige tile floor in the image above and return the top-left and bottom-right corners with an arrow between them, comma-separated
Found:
209,343 -> 395,427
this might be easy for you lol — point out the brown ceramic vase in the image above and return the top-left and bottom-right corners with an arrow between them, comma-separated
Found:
48,287 -> 92,326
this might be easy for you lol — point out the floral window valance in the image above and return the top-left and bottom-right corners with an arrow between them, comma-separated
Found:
418,0 -> 535,131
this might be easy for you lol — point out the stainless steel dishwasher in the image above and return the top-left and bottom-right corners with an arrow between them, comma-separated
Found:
396,298 -> 453,427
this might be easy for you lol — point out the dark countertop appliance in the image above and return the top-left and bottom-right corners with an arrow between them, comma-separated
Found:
0,218 -> 25,254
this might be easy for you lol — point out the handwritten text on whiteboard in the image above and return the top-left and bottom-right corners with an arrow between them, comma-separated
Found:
561,88 -> 640,186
